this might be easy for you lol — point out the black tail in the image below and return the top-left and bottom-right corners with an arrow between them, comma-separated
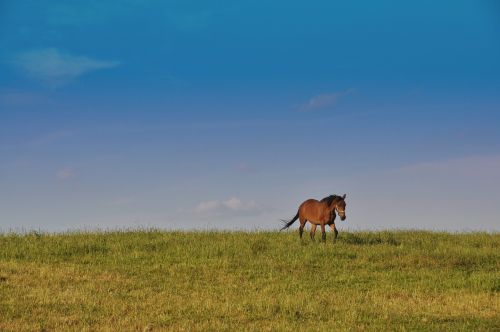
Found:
280,211 -> 299,231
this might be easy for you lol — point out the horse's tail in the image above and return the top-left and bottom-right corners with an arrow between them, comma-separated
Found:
280,211 -> 299,231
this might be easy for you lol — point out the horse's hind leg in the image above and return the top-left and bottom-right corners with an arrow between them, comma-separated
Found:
299,218 -> 306,239
310,224 -> 317,240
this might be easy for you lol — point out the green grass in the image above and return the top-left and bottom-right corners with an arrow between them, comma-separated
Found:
0,230 -> 499,331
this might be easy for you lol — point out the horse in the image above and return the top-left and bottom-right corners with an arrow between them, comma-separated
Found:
280,194 -> 347,242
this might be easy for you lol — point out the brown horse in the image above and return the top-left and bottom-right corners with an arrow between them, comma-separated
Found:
280,194 -> 347,242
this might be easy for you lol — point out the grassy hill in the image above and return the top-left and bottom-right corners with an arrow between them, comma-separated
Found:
0,230 -> 499,331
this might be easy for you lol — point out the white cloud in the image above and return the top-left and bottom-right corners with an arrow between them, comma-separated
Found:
12,48 -> 120,88
399,155 -> 500,178
57,168 -> 75,180
45,2 -> 217,32
107,197 -> 135,206
29,130 -> 76,146
195,200 -> 221,213
0,89 -> 52,108
235,161 -> 258,173
194,197 -> 268,217
299,88 -> 355,112
0,130 -> 76,153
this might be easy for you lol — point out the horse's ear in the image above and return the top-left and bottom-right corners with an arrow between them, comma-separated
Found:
342,194 -> 346,200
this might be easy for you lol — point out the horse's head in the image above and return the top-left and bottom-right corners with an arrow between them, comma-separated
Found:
336,194 -> 347,221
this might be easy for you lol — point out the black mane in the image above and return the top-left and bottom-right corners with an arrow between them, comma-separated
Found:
320,195 -> 342,205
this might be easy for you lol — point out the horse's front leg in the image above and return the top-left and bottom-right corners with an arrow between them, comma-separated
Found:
329,224 -> 338,242
321,223 -> 326,242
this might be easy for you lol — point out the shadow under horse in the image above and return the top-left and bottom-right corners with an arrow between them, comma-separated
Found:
280,194 -> 347,242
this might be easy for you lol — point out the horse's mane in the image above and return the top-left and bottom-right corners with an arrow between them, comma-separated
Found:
320,195 -> 342,206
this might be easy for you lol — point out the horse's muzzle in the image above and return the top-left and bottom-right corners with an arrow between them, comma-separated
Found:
340,215 -> 346,221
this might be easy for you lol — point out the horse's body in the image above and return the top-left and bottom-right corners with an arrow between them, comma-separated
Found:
281,194 -> 347,242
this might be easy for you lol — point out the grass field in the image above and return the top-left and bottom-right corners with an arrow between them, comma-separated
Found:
0,230 -> 499,331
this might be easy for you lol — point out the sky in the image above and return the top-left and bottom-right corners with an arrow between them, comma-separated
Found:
1,1 -> 499,232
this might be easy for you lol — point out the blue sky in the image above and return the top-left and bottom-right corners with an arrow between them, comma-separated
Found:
1,1 -> 499,231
